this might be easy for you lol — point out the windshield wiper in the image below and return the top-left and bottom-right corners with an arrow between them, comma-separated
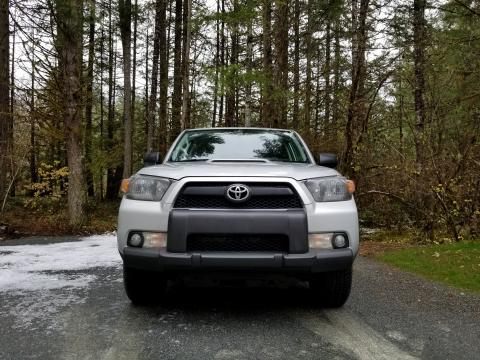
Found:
175,158 -> 209,162
207,158 -> 271,163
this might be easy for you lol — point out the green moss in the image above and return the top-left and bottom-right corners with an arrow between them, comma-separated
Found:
376,241 -> 480,293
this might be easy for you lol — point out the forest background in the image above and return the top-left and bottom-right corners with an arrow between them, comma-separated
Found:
0,0 -> 479,244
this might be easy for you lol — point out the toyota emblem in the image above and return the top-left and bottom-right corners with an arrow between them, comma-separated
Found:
225,184 -> 251,203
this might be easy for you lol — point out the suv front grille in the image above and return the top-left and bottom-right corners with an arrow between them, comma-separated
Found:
186,234 -> 289,252
173,182 -> 303,209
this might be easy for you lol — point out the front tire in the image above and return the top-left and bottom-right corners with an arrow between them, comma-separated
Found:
123,265 -> 167,305
309,268 -> 352,308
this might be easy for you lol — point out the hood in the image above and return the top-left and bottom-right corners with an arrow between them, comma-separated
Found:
138,161 -> 339,180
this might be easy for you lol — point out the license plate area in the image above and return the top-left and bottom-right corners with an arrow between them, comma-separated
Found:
167,209 -> 308,254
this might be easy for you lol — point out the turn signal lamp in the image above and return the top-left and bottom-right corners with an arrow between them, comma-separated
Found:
120,179 -> 130,194
346,180 -> 355,194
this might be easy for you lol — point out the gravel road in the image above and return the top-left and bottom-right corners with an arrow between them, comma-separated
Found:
0,236 -> 479,360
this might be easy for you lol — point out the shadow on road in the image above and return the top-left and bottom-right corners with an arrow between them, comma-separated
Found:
133,276 -> 321,313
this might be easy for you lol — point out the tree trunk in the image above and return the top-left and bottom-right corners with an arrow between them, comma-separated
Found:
398,76 -> 404,156
314,48 -> 321,136
180,0 -> 192,129
56,0 -> 86,226
188,43 -> 195,127
109,44 -> 124,198
119,0 -> 133,179
0,0 -> 10,202
245,12 -> 253,127
158,0 -> 168,154
9,20 -> 14,197
225,0 -> 238,127
324,18 -> 331,131
145,29 -> 149,138
304,2 -> 313,138
147,0 -> 163,152
218,0 -> 225,126
106,0 -> 117,200
261,0 -> 273,127
274,0 -> 288,128
171,0 -> 183,140
99,24 -> 105,200
30,37 -> 37,187
211,0 -> 220,127
85,0 -> 95,197
332,17 -> 341,141
343,0 -> 369,178
132,0 -> 138,146
292,0 -> 300,128
413,0 -> 427,169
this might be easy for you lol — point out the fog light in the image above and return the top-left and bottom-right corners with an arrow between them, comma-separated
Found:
333,234 -> 347,248
128,232 -> 144,247
308,233 -> 333,249
143,232 -> 167,248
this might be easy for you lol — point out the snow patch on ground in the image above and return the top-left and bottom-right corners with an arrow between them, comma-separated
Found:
8,290 -> 89,331
0,235 -> 121,330
0,235 -> 121,293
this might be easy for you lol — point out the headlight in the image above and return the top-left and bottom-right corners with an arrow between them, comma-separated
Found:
125,175 -> 171,201
305,177 -> 354,202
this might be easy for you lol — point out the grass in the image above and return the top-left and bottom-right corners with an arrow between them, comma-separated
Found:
376,241 -> 480,293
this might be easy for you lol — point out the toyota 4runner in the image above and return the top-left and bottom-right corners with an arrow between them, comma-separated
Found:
118,128 -> 359,307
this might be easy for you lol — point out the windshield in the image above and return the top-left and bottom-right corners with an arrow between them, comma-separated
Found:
169,129 -> 310,163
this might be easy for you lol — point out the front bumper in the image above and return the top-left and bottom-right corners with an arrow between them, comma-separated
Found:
122,247 -> 353,274
118,176 -> 360,274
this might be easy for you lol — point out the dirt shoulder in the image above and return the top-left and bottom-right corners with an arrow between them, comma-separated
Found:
0,199 -> 119,240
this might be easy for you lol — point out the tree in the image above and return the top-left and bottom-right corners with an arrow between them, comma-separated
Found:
244,0 -> 254,127
218,0 -> 225,126
0,0 -> 10,204
292,0 -> 300,128
171,0 -> 183,140
274,0 -> 288,128
147,0 -> 163,152
55,0 -> 86,226
158,0 -> 168,154
181,0 -> 192,129
261,0 -> 273,127
331,8 -> 342,143
225,0 -> 239,127
304,0 -> 313,137
119,0 -> 133,178
211,0 -> 221,127
324,14 -> 332,130
106,0 -> 119,200
85,0 -> 95,197
342,0 -> 369,179
132,0 -> 138,149
413,0 -> 427,169
29,30 -> 37,187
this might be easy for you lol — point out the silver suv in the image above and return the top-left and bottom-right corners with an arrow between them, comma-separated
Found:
118,128 -> 359,307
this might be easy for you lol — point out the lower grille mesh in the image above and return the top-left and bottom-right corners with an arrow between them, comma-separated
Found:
187,234 -> 289,252
174,195 -> 302,209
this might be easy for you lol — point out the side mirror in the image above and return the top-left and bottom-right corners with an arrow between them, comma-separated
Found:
144,152 -> 163,167
318,153 -> 338,169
